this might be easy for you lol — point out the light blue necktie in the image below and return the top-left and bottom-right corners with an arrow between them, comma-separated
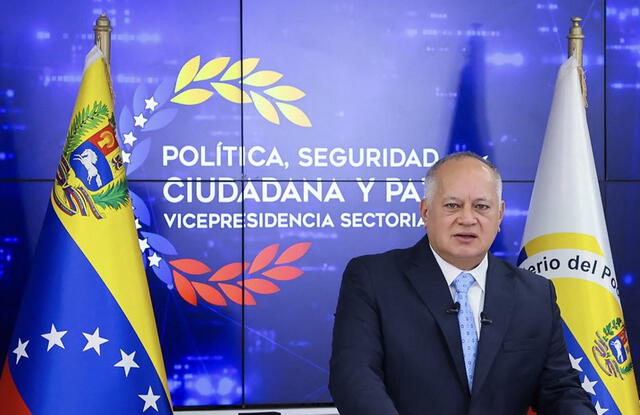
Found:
452,272 -> 478,390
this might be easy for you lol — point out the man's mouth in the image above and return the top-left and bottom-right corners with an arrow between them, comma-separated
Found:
453,233 -> 478,242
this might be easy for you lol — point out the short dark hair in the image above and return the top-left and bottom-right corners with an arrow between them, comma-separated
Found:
423,151 -> 502,200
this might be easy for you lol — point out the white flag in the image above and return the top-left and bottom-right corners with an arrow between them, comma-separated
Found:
519,57 -> 639,414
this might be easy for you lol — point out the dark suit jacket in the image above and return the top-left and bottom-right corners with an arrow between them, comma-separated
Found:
329,236 -> 595,415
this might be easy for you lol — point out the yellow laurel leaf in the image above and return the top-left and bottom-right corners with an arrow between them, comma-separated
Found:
249,91 -> 279,124
211,82 -> 251,104
276,102 -> 312,127
175,56 -> 201,93
243,71 -> 283,87
194,57 -> 231,81
170,88 -> 214,105
263,85 -> 306,101
220,58 -> 260,81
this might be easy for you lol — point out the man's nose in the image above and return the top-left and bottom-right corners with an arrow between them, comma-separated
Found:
457,205 -> 477,225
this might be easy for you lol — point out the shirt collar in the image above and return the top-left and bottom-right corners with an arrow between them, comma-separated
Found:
429,244 -> 488,291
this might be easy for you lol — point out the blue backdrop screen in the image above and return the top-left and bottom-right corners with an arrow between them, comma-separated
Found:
1,0 -> 637,408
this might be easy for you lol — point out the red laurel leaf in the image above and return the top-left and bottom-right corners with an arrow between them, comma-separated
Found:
192,282 -> 227,306
169,258 -> 212,275
210,262 -> 249,281
248,244 -> 280,274
173,271 -> 197,305
275,242 -> 311,265
262,266 -> 304,281
240,278 -> 281,294
219,283 -> 257,305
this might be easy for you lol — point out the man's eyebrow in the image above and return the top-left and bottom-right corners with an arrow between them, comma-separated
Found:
442,196 -> 493,202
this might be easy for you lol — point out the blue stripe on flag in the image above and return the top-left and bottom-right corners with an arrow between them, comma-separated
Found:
8,204 -> 171,414
516,247 -> 527,266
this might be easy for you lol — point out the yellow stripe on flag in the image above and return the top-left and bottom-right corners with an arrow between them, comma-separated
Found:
524,232 -> 604,257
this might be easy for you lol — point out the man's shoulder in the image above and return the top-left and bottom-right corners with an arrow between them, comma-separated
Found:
490,253 -> 553,292
348,243 -> 416,269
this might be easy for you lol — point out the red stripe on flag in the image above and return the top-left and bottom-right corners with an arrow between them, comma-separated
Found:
528,408 -> 537,415
0,357 -> 31,414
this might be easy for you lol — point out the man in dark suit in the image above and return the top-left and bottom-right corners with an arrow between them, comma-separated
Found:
329,152 -> 595,414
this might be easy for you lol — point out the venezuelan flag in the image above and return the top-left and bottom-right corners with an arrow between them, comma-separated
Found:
519,57 -> 639,414
0,46 -> 172,414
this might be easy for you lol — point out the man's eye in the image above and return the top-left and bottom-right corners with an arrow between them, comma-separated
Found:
444,203 -> 459,209
475,204 -> 490,210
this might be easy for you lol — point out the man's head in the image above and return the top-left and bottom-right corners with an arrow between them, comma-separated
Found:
419,152 -> 504,270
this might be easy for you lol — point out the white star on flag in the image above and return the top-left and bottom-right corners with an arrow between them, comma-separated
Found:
123,131 -> 138,146
568,353 -> 583,372
594,401 -> 609,415
144,96 -> 159,111
148,252 -> 162,267
122,150 -> 131,164
82,327 -> 109,355
12,338 -> 29,364
41,323 -> 68,351
581,374 -> 598,395
135,218 -> 142,229
133,113 -> 148,128
139,238 -> 150,252
138,386 -> 161,412
114,349 -> 140,377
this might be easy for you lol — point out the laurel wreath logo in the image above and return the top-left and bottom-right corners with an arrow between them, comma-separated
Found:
169,242 -> 311,306
118,54 -> 313,307
170,56 -> 311,127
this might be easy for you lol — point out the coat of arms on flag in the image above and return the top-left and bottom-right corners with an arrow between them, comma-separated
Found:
53,57 -> 128,220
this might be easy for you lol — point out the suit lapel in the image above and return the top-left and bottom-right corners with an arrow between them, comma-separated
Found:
403,236 -> 470,394
471,254 -> 515,398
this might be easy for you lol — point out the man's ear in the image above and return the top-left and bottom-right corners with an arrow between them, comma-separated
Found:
419,198 -> 429,228
498,200 -> 505,222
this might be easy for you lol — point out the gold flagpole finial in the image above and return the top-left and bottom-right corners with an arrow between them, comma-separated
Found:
567,17 -> 587,107
567,17 -> 585,67
93,14 -> 112,65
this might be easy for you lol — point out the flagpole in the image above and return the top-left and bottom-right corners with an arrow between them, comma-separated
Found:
567,17 -> 587,106
93,14 -> 112,65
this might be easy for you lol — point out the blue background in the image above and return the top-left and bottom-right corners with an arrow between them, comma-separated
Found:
1,0 -> 639,409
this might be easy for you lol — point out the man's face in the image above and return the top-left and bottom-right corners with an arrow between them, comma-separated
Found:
420,157 -> 504,270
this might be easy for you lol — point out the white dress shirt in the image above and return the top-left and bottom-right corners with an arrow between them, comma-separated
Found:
429,245 -> 487,338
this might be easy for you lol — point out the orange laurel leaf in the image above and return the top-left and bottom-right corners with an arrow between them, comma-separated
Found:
249,244 -> 280,274
240,278 -> 281,294
218,283 -> 257,305
262,266 -> 304,281
210,262 -> 249,281
173,271 -> 197,305
275,242 -> 311,265
169,258 -> 212,275
192,282 -> 227,306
